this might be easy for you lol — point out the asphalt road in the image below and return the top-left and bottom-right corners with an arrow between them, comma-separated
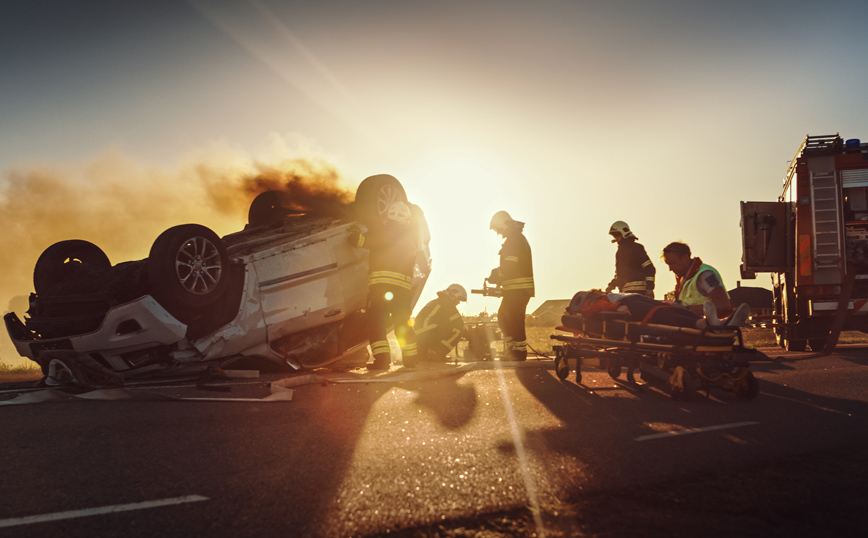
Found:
1,347 -> 867,537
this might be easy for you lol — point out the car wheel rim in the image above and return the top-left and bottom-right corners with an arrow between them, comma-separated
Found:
376,184 -> 400,218
175,236 -> 223,295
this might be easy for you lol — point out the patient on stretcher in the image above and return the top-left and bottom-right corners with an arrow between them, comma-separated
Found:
568,290 -> 750,329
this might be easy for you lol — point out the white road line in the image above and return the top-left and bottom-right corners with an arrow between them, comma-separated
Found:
0,495 -> 209,528
760,393 -> 852,415
496,365 -> 546,538
635,421 -> 759,441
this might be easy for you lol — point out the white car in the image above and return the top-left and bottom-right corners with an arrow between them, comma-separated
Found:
4,174 -> 431,379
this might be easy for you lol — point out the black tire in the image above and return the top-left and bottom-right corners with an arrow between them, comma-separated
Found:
809,338 -> 828,352
148,224 -> 230,323
554,349 -> 569,380
786,338 -> 807,352
670,367 -> 695,401
354,174 -> 408,232
248,191 -> 297,227
607,358 -> 622,380
33,240 -> 111,296
737,371 -> 760,400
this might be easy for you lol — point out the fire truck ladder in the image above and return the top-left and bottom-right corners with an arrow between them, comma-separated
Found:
811,169 -> 842,269
779,133 -> 843,202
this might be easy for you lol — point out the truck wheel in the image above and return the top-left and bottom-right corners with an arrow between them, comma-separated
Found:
354,174 -> 407,232
148,224 -> 230,323
809,338 -> 828,352
33,240 -> 111,296
786,338 -> 807,352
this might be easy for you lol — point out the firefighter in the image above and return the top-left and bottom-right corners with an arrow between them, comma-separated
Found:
348,201 -> 418,370
412,283 -> 467,365
662,241 -> 734,319
606,221 -> 656,298
488,210 -> 534,361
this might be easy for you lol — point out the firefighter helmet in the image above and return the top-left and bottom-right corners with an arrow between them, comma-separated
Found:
490,210 -> 515,235
609,220 -> 636,242
442,283 -> 468,302
386,201 -> 411,224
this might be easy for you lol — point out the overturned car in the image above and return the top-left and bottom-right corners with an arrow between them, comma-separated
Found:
4,174 -> 431,380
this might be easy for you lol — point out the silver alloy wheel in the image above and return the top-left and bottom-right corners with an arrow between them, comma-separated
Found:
376,183 -> 402,219
175,236 -> 223,295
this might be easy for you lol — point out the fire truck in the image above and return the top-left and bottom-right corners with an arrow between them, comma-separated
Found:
740,134 -> 868,351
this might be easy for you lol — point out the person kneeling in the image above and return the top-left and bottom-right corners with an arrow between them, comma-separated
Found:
411,284 -> 468,366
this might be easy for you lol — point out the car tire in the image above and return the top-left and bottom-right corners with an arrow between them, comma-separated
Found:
148,224 -> 230,323
33,240 -> 112,296
354,174 -> 408,232
248,190 -> 294,227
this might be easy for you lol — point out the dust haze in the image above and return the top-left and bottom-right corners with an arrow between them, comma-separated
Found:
0,148 -> 353,365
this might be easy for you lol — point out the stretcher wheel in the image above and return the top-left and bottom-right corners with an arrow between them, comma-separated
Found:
554,349 -> 569,381
669,367 -> 695,401
607,364 -> 622,380
736,371 -> 760,400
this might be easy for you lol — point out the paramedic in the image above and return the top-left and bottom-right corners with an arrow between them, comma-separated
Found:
348,201 -> 418,370
488,210 -> 534,361
412,284 -> 467,365
606,221 -> 656,298
662,241 -> 733,319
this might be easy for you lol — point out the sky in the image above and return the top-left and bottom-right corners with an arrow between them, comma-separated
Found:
2,0 -> 868,363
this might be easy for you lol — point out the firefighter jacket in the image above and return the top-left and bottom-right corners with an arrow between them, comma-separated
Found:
490,230 -> 535,296
348,222 -> 417,289
414,294 -> 464,347
607,238 -> 655,295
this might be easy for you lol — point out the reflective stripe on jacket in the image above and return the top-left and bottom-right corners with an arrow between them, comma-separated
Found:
498,231 -> 534,295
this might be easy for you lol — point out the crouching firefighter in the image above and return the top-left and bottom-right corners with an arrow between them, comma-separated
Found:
413,284 -> 467,365
606,220 -> 656,298
348,201 -> 418,370
488,210 -> 534,361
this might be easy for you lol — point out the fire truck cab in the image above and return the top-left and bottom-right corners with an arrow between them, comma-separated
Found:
741,134 -> 868,351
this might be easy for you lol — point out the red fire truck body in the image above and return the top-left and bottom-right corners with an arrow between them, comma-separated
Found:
741,134 -> 868,351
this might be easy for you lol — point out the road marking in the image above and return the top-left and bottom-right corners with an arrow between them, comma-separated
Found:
635,421 -> 759,441
496,366 -> 546,538
0,495 -> 209,528
761,393 -> 852,415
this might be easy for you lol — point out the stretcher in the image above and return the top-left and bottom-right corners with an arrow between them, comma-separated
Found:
550,310 -> 763,400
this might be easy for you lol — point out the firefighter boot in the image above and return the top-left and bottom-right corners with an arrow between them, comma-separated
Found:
507,340 -> 528,361
367,340 -> 391,371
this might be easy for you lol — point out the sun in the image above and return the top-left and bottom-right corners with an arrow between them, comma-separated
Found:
404,148 -> 529,315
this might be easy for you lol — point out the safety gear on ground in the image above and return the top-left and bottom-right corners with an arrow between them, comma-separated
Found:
441,283 -> 468,302
490,211 -> 515,235
386,202 -> 411,224
609,220 -> 636,242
